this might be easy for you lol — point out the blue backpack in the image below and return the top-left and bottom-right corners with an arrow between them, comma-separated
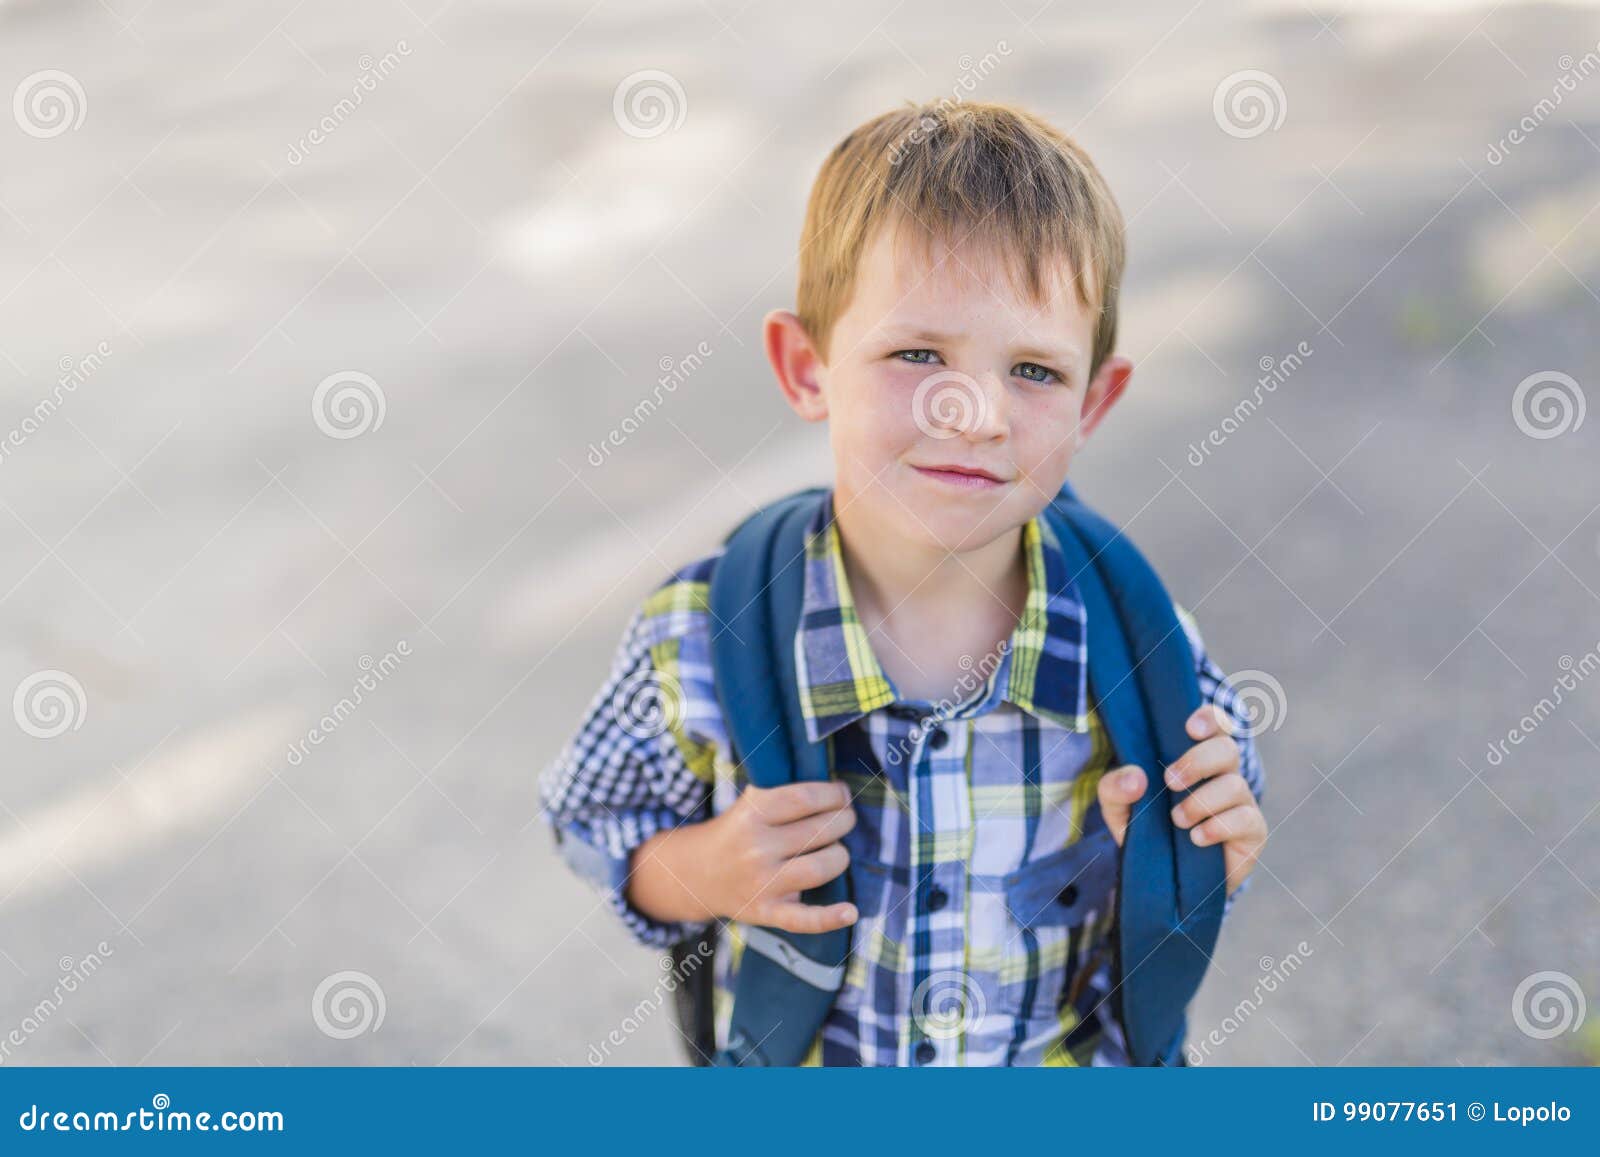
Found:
668,479 -> 1226,1066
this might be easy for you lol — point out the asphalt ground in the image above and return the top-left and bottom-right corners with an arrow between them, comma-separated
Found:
0,0 -> 1596,1065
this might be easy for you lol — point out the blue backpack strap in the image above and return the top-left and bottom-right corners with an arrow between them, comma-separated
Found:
707,487 -> 849,1066
1044,482 -> 1227,1066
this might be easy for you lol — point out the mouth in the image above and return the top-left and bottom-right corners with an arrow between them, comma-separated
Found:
910,463 -> 1011,490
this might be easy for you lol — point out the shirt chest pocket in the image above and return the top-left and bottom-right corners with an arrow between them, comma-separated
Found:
996,828 -> 1120,1018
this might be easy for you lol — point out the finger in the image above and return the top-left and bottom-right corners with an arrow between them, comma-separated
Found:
776,802 -> 858,856
1169,772 -> 1254,829
1185,702 -> 1234,741
747,780 -> 852,824
774,841 -> 850,893
1187,803 -> 1267,848
1096,764 -> 1147,847
757,897 -> 859,935
1164,733 -> 1241,791
1225,863 -> 1257,898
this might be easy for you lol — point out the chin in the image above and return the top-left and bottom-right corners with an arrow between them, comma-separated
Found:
900,495 -> 1024,553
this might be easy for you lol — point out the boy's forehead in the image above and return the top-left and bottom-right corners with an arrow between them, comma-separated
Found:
854,222 -> 1095,350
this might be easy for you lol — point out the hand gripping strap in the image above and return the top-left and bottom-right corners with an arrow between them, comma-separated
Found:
707,488 -> 850,1067
1045,486 -> 1226,1066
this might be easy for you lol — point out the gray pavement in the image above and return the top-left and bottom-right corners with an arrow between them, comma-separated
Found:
0,0 -> 1597,1066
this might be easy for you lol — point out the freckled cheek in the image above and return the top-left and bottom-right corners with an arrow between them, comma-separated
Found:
831,380 -> 913,472
1012,399 -> 1080,476
857,377 -> 921,447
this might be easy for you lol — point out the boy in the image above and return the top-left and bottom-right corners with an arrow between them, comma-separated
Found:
541,100 -> 1268,1066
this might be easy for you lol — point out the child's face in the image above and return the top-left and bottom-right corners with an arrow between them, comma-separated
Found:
772,223 -> 1132,555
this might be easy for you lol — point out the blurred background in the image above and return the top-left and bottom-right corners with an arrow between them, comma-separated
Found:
0,0 -> 1596,1066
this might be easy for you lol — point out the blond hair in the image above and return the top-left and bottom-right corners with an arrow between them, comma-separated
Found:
796,101 -> 1126,380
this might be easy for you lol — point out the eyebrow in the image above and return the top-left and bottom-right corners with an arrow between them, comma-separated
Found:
879,326 -> 1081,368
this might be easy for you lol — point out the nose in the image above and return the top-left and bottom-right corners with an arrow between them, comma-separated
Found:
961,369 -> 1009,442
913,368 -> 1010,441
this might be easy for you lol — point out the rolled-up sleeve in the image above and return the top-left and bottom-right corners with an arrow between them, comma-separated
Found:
538,606 -> 715,949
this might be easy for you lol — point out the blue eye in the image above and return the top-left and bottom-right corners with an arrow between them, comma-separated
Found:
1014,361 -> 1062,384
893,349 -> 941,365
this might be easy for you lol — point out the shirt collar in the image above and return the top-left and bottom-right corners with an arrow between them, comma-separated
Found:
794,489 -> 1089,743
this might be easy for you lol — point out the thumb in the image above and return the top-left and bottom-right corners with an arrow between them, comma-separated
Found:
1097,764 -> 1147,847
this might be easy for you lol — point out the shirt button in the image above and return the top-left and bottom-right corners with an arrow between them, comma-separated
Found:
1057,883 -> 1080,907
926,885 -> 948,912
915,1039 -> 937,1065
927,725 -> 949,750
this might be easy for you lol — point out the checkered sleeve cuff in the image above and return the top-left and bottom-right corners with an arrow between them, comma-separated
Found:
551,808 -> 714,950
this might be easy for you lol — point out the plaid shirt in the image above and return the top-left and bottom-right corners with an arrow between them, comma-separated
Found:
540,490 -> 1266,1066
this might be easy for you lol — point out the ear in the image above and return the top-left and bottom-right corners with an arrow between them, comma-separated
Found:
1076,355 -> 1133,445
764,309 -> 829,422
